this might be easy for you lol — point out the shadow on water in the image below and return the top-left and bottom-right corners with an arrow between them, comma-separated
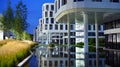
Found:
23,55 -> 38,67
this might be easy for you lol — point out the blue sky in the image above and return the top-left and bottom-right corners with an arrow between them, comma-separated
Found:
0,0 -> 54,34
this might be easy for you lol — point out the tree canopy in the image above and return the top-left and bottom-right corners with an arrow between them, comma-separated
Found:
0,1 -> 14,38
0,0 -> 29,40
13,0 -> 28,39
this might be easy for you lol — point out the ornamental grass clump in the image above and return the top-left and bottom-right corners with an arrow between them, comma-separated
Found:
0,39 -> 14,46
0,40 -> 36,67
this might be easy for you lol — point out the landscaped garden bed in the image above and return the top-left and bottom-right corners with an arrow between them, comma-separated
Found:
0,39 -> 37,67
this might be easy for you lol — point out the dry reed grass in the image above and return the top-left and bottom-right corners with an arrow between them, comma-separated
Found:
0,39 -> 14,46
0,40 -> 36,67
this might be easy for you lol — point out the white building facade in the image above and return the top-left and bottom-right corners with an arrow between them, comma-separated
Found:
35,3 -> 76,45
54,0 -> 120,67
33,1 -> 109,66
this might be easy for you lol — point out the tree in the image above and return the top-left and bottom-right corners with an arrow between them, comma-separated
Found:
21,31 -> 32,40
0,0 -> 14,38
0,15 -> 3,30
88,38 -> 105,52
13,0 -> 28,39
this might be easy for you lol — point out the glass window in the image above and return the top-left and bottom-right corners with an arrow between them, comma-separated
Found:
46,5 -> 49,10
70,32 -> 75,36
60,60 -> 63,66
112,21 -> 116,28
51,18 -> 54,24
99,32 -> 104,36
88,32 -> 95,36
107,22 -> 113,29
89,60 -> 92,65
49,61 -> 52,66
116,20 -> 120,28
93,25 -> 95,30
50,24 -> 53,30
50,11 -> 53,17
74,0 -> 76,2
44,61 -> 47,66
70,61 -> 74,66
46,18 -> 49,23
92,0 -> 102,2
94,60 -> 96,65
58,0 -> 60,9
65,24 -> 67,30
65,33 -> 67,36
55,1 -> 57,13
103,25 -> 105,30
54,61 -> 58,66
62,0 -> 67,5
45,25 -> 47,30
40,20 -> 42,23
88,25 -> 91,30
74,0 -> 84,2
51,5 -> 54,10
70,25 -> 74,30
117,34 -> 120,42
65,61 -> 68,66
98,25 -> 101,30
45,12 -> 48,17
113,34 -> 117,43
110,0 -> 119,2
55,24 -> 58,30
108,35 -> 112,42
60,24 -> 63,30
78,0 -> 84,1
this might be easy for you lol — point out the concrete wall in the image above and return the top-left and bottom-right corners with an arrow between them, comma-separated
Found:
0,14 -> 3,40
104,28 -> 120,34
0,30 -> 3,40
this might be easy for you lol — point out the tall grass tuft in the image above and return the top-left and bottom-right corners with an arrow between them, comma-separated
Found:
0,39 -> 14,46
0,40 -> 36,67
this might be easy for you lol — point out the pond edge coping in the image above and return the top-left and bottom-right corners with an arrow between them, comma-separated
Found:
17,52 -> 33,67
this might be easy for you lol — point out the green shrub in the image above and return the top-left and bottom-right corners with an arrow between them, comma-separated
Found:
49,43 -> 54,48
76,42 -> 84,48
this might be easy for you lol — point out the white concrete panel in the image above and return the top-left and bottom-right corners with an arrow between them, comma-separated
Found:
75,19 -> 84,43
117,34 -> 120,42
0,30 -> 3,40
104,28 -> 120,34
76,47 -> 85,67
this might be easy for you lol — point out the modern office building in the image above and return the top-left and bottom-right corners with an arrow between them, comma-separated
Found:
34,2 -> 106,67
34,3 -> 76,45
34,2 -> 105,45
34,0 -> 120,67
54,0 -> 120,67
34,4 -> 76,67
104,13 -> 120,67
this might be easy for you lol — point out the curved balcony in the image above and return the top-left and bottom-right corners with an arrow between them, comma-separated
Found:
54,0 -> 120,22
104,28 -> 120,34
